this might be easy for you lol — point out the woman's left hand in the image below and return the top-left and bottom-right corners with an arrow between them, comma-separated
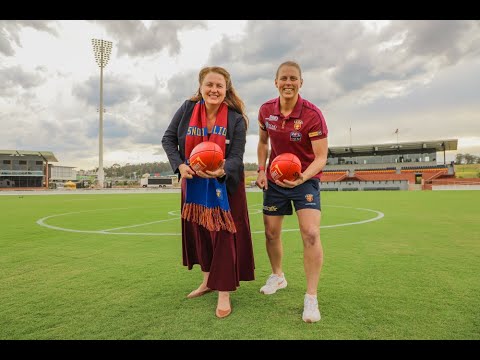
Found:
198,160 -> 226,179
275,173 -> 304,188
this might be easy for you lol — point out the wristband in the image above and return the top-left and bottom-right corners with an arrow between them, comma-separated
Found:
257,166 -> 265,173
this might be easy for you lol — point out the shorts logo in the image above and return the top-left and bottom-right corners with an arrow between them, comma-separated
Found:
267,115 -> 279,121
305,194 -> 314,202
216,188 -> 223,200
290,131 -> 302,141
263,205 -> 278,212
294,119 -> 303,130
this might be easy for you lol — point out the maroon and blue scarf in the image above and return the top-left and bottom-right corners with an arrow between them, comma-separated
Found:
182,100 -> 236,233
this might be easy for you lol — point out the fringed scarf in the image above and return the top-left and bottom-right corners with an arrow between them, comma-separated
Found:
182,100 -> 236,233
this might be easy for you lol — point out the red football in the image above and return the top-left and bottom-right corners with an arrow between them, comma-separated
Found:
189,141 -> 224,172
269,153 -> 302,182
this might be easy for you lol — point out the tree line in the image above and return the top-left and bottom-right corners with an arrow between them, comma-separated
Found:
82,154 -> 480,179
83,162 -> 259,179
455,153 -> 480,165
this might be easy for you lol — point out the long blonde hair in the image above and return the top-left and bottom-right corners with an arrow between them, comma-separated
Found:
190,66 -> 249,128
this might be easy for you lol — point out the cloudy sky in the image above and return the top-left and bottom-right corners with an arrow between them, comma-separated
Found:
1,20 -> 479,169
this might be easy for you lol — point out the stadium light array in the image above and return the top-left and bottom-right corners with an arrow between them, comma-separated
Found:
91,39 -> 112,188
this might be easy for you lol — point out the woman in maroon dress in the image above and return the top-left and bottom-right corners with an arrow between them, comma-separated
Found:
161,66 -> 255,318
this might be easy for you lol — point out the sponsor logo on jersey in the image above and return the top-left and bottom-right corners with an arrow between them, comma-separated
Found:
290,131 -> 302,141
267,115 -> 279,121
266,121 -> 277,130
308,130 -> 323,137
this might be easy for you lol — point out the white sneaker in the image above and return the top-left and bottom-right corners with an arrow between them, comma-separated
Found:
302,294 -> 321,323
259,273 -> 287,295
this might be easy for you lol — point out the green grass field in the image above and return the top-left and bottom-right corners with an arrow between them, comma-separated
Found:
1,190 -> 479,339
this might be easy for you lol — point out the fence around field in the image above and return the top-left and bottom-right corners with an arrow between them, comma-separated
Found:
433,185 -> 480,190
430,177 -> 480,190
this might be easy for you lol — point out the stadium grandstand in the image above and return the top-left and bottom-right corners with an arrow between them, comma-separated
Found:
322,139 -> 458,191
2,140 -> 471,191
0,150 -> 58,189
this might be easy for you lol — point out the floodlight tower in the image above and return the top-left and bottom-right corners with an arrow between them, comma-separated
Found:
91,39 -> 112,188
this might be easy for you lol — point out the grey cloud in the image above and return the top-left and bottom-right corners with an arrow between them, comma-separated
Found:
359,58 -> 480,121
0,31 -> 14,56
139,75 -> 196,143
208,20 -> 479,102
9,20 -> 477,169
73,75 -> 163,144
196,20 -> 480,151
104,117 -> 131,139
206,21 -> 368,113
0,66 -> 46,96
334,62 -> 381,92
333,21 -> 480,93
72,75 -> 139,108
73,69 -> 197,149
163,70 -> 198,107
389,20 -> 480,63
0,20 -> 58,56
218,20 -> 364,69
91,20 -> 207,57
327,56 -> 480,148
152,146 -> 166,156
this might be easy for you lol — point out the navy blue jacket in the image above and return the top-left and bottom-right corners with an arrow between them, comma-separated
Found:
161,100 -> 247,195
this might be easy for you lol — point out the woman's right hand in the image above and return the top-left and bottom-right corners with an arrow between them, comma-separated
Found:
179,163 -> 195,179
255,170 -> 268,190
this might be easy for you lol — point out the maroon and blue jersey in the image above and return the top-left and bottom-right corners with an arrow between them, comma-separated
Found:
258,95 -> 328,182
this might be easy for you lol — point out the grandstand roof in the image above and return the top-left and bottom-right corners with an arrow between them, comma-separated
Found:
0,150 -> 58,162
329,139 -> 457,157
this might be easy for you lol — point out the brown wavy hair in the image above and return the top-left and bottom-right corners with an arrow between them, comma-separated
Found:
190,66 -> 249,128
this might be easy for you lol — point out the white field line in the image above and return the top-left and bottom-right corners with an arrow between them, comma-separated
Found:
36,205 -> 384,236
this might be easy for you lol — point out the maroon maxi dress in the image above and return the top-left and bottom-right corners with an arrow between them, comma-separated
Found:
181,176 -> 255,291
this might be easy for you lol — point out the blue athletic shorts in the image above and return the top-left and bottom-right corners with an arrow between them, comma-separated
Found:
263,179 -> 321,216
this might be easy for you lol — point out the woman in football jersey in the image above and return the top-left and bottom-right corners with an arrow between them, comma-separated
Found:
255,61 -> 329,323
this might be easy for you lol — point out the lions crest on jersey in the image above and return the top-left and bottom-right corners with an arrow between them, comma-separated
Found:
294,119 -> 303,130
